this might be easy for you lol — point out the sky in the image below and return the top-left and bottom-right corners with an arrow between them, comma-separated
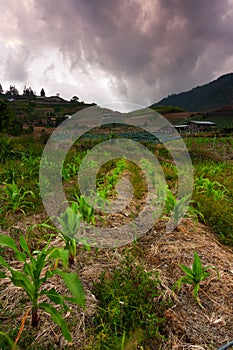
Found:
0,0 -> 233,111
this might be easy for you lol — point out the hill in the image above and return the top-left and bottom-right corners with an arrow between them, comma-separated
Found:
0,94 -> 96,135
150,73 -> 233,111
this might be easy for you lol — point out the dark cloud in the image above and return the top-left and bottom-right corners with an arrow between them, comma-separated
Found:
1,0 -> 233,105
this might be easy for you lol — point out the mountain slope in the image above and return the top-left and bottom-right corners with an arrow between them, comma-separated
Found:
150,73 -> 233,111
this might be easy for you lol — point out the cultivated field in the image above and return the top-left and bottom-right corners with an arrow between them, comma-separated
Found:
0,131 -> 233,349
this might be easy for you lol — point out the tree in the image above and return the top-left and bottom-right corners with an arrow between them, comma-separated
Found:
40,88 -> 45,97
71,96 -> 79,103
10,85 -> 19,96
0,84 -> 3,94
0,101 -> 23,135
23,86 -> 35,96
6,85 -> 19,96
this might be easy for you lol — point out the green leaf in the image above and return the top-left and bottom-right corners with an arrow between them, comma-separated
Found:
47,247 -> 69,266
179,264 -> 194,278
15,251 -> 27,262
0,271 -> 7,278
177,276 -> 193,289
39,302 -> 72,341
33,251 -> 47,281
19,236 -> 31,257
41,288 -> 68,310
192,252 -> 202,280
0,255 -> 9,268
10,269 -> 34,299
56,271 -> 85,306
201,271 -> 210,280
43,269 -> 54,280
23,262 -> 34,278
0,234 -> 18,252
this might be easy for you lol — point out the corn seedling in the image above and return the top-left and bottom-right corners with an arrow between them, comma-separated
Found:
0,233 -> 85,342
72,194 -> 96,225
1,181 -> 35,214
67,162 -> 79,177
41,200 -> 92,265
171,194 -> 193,228
40,203 -> 82,265
174,251 -> 219,308
21,152 -> 40,178
164,187 -> 176,214
57,202 -> 82,265
62,167 -> 71,181
195,176 -> 229,200
97,158 -> 127,200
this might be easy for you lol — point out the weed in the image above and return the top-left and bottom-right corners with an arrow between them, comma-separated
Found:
0,137 -> 16,163
192,194 -> 233,245
91,253 -> 170,349
0,331 -> 17,349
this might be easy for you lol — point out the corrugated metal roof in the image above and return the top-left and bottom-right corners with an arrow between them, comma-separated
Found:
190,121 -> 216,125
175,125 -> 189,128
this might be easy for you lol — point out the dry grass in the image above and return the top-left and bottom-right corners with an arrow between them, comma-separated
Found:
1,215 -> 233,349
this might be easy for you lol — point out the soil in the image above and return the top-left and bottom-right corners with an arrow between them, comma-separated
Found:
1,215 -> 233,349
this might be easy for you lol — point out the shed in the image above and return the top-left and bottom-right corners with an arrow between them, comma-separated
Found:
189,121 -> 216,132
174,125 -> 189,134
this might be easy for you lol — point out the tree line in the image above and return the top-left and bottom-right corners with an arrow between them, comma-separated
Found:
0,84 -> 45,97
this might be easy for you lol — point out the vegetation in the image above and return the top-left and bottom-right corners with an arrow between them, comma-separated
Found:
0,233 -> 84,340
174,252 -> 219,309
0,101 -> 22,135
0,127 -> 232,348
151,72 -> 233,111
150,105 -> 186,114
91,251 -> 171,349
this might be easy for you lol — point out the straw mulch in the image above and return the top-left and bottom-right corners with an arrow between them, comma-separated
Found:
0,217 -> 233,349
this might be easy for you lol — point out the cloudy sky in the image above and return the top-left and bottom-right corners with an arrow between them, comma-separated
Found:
0,0 -> 233,109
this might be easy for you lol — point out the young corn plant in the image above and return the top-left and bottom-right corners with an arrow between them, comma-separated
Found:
40,203 -> 82,266
21,152 -> 40,179
1,181 -> 35,214
195,176 -> 229,200
72,194 -> 96,225
57,202 -> 82,265
174,251 -> 219,308
0,233 -> 85,342
164,187 -> 176,214
62,167 -> 72,181
97,158 -> 127,200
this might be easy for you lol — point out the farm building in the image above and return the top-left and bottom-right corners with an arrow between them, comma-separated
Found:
188,121 -> 217,132
174,125 -> 189,134
158,124 -> 189,134
159,121 -> 217,135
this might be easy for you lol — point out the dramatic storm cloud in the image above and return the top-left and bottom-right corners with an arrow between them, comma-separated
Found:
0,0 -> 233,107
